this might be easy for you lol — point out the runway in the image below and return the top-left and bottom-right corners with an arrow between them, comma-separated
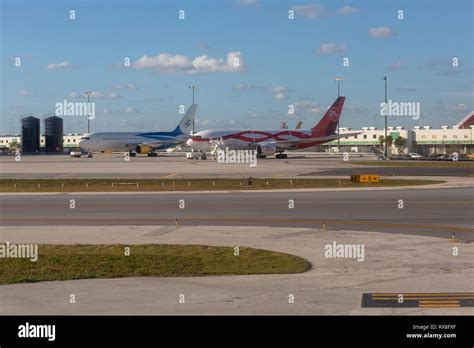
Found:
1,187 -> 473,241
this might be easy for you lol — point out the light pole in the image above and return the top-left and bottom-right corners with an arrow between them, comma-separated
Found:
248,108 -> 254,137
335,76 -> 343,97
189,85 -> 196,135
84,91 -> 92,134
335,76 -> 344,152
383,76 -> 388,158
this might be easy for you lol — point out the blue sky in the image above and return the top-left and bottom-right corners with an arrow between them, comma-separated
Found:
1,0 -> 472,134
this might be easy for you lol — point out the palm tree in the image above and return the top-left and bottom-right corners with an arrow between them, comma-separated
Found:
394,136 -> 407,155
378,135 -> 394,154
8,140 -> 20,154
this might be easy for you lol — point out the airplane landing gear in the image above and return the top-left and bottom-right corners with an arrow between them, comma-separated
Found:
276,153 -> 288,159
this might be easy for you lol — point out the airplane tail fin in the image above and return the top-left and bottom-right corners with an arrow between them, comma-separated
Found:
311,97 -> 345,137
174,104 -> 197,135
295,121 -> 302,129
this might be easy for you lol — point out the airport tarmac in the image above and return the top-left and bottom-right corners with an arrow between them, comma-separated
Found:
1,153 -> 472,315
1,153 -> 471,179
1,188 -> 473,241
4,152 -> 474,180
0,153 -> 398,179
0,225 -> 472,315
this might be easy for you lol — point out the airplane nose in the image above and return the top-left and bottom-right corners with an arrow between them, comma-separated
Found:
186,138 -> 193,147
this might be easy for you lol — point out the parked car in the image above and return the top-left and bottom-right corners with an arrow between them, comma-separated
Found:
404,153 -> 423,159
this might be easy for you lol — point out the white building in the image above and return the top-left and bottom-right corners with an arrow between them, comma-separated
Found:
322,125 -> 474,156
0,134 -> 82,153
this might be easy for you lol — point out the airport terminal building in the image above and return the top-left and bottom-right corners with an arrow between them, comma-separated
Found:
322,112 -> 474,156
324,124 -> 474,156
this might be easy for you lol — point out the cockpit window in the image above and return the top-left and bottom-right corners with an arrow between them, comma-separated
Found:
80,137 -> 90,140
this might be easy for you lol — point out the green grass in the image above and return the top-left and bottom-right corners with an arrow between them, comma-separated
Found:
0,178 -> 445,192
0,244 -> 311,285
349,161 -> 474,167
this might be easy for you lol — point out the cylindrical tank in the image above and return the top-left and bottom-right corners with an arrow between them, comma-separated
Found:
45,116 -> 63,152
21,116 -> 40,153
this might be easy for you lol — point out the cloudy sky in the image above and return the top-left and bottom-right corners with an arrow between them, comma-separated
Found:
1,0 -> 472,134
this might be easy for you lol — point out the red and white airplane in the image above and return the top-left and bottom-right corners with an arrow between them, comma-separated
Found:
187,96 -> 360,158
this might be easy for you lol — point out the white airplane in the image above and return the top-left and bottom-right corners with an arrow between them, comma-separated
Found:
187,97 -> 360,158
79,104 -> 197,154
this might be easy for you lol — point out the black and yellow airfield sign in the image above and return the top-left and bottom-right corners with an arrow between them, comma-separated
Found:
361,293 -> 474,308
350,174 -> 380,183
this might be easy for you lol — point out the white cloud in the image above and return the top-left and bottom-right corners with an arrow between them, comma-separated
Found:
234,85 -> 293,100
69,90 -> 123,99
274,86 -> 289,100
106,92 -> 122,99
113,84 -> 138,90
291,100 -> 322,115
369,26 -> 393,38
233,84 -> 266,91
17,89 -> 35,96
126,107 -> 140,113
439,102 -> 470,112
338,6 -> 360,14
235,0 -> 257,6
345,105 -> 369,113
291,4 -> 327,19
47,60 -> 71,70
316,43 -> 346,54
132,51 -> 245,73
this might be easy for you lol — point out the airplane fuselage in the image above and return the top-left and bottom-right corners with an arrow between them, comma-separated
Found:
188,129 -> 321,152
79,132 -> 186,152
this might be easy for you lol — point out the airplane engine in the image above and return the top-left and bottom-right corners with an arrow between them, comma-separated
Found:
256,142 -> 277,158
135,144 -> 152,154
